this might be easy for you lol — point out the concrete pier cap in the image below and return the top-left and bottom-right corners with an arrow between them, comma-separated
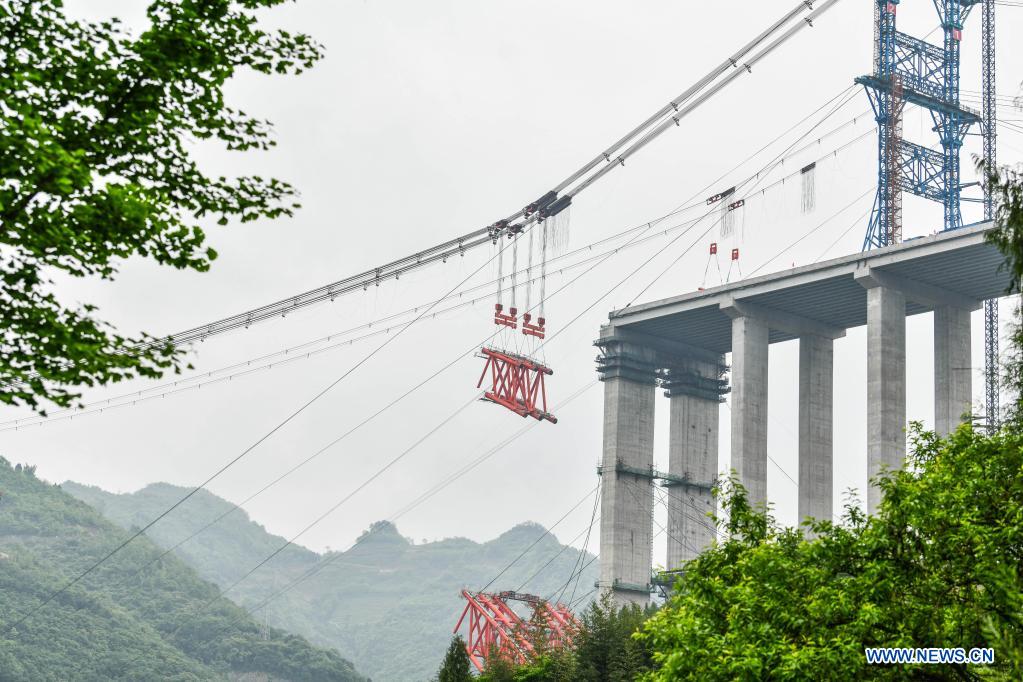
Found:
594,222 -> 1008,602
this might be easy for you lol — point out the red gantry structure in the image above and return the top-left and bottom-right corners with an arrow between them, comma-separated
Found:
453,590 -> 578,672
476,348 -> 556,423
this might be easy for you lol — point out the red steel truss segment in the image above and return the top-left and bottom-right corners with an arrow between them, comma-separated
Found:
454,590 -> 579,672
477,348 -> 557,423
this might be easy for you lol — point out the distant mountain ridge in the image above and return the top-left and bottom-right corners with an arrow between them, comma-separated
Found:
0,458 -> 366,681
64,481 -> 599,682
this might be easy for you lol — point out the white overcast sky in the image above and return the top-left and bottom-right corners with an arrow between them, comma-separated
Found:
2,1 -> 1022,568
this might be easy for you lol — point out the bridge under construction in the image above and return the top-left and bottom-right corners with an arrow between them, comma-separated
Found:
6,1 -> 1016,672
595,222 -> 1012,604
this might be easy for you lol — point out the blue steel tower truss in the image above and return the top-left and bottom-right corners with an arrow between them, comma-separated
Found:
857,0 -> 982,250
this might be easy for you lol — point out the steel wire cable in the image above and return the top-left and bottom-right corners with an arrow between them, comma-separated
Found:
569,586 -> 598,610
4,84 -> 869,431
0,0 -> 822,394
621,87 -> 862,308
3,121 -> 873,432
553,0 -> 821,195
156,88 -> 869,613
813,207 -> 875,262
7,78 -> 868,640
742,185 -> 875,279
2,92 -> 873,635
547,553 -> 600,606
216,382 -> 599,632
0,0 -> 825,392
190,394 -> 481,606
111,381 -> 599,674
478,485 -> 600,594
161,151 -> 868,643
559,478 -> 601,606
565,0 -> 845,199
513,515 -> 601,595
0,224 -> 528,636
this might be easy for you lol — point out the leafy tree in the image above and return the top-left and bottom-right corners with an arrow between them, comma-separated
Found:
436,636 -> 473,682
573,592 -> 654,682
0,0 -> 322,413
986,162 -> 1023,422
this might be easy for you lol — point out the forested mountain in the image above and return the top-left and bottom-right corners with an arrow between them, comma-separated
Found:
64,482 -> 599,682
0,458 -> 366,682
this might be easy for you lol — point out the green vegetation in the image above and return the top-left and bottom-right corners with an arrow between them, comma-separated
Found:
0,0 -> 321,413
436,636 -> 473,682
0,458 -> 366,681
63,482 -> 599,681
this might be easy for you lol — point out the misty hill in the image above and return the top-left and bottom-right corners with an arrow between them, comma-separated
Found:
0,458 -> 366,681
64,481 -> 599,682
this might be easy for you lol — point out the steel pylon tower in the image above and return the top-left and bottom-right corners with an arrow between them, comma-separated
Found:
982,0 -> 999,429
858,0 -> 982,251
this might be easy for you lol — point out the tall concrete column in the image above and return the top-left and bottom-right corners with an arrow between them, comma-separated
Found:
866,285 -> 906,514
934,305 -> 972,436
596,343 -> 657,606
798,334 -> 834,524
729,315 -> 770,508
664,358 -> 725,569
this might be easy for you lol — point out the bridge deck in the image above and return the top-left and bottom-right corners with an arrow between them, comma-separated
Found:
607,222 -> 1009,352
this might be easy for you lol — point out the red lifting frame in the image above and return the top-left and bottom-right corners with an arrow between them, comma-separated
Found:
454,590 -> 578,672
477,348 -> 557,423
521,313 -> 546,339
494,303 -> 518,329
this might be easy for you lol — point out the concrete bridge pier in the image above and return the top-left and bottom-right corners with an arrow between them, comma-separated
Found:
864,283 -> 907,514
934,305 -> 973,437
596,329 -> 726,606
799,334 -> 834,524
726,314 -> 770,508
595,337 -> 657,606
856,267 -> 979,512
721,297 -> 844,517
664,357 -> 726,569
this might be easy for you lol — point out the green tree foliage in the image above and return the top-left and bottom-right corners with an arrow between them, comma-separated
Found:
0,457 -> 366,680
573,592 -> 654,682
986,161 -> 1023,423
436,636 -> 474,682
0,0 -> 321,413
638,427 -> 1023,681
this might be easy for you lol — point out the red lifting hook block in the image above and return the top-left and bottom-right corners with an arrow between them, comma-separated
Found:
521,313 -> 546,339
477,348 -> 557,423
731,248 -> 740,261
709,242 -> 718,255
494,303 -> 518,329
